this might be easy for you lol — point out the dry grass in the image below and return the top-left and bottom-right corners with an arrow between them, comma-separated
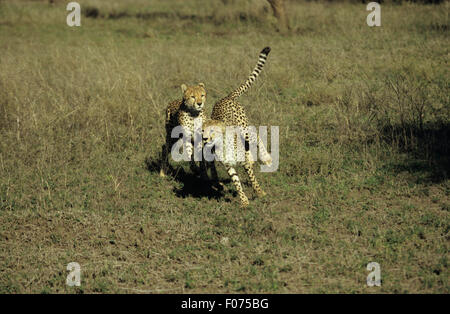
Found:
0,0 -> 448,293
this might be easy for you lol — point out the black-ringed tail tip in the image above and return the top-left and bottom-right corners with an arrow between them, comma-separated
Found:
261,47 -> 271,55
227,46 -> 272,100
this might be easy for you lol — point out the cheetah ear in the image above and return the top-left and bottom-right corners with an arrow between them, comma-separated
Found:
198,83 -> 205,88
181,84 -> 187,93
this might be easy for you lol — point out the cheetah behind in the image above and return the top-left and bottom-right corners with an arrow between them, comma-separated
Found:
160,83 -> 206,177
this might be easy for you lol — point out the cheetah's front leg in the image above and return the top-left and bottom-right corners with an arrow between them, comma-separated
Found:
182,128 -> 200,174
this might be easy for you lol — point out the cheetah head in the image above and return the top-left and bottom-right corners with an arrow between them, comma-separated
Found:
202,119 -> 226,146
181,83 -> 206,113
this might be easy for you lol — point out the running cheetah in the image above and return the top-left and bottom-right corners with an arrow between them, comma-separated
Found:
204,47 -> 273,206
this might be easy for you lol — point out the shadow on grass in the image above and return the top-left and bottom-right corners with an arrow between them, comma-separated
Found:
145,154 -> 229,201
380,122 -> 449,184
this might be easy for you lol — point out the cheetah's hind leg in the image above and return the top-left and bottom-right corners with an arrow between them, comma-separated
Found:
225,164 -> 249,208
243,153 -> 266,197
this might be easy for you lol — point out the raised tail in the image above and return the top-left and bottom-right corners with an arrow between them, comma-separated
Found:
227,47 -> 271,100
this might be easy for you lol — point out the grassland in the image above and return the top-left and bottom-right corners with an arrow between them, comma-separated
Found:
0,0 -> 448,293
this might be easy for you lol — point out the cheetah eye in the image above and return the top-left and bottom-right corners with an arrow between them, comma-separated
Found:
191,96 -> 195,99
